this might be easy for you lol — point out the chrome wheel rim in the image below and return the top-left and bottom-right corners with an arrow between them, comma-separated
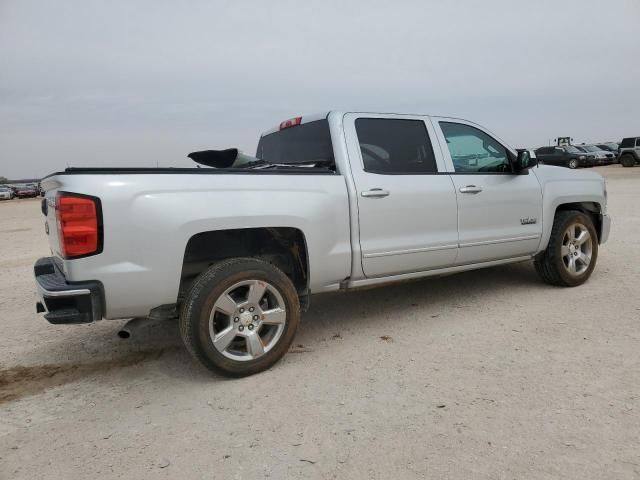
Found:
569,160 -> 577,169
561,223 -> 592,276
208,280 -> 287,362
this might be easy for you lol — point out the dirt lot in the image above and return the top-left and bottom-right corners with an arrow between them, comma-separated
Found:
1,166 -> 639,479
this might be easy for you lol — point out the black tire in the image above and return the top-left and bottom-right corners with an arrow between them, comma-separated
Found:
534,211 -> 598,287
568,158 -> 578,169
620,154 -> 636,168
180,257 -> 300,377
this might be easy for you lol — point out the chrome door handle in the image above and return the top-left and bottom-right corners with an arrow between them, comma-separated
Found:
361,188 -> 390,198
459,185 -> 483,194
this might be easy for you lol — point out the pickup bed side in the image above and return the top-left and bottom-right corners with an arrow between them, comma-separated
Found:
41,171 -> 351,319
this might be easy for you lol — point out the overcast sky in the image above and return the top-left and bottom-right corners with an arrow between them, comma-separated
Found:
1,0 -> 639,179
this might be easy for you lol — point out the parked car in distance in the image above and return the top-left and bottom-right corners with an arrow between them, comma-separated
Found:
15,185 -> 39,198
595,142 -> 620,156
0,186 -> 14,200
576,145 -> 616,165
535,145 -> 594,169
619,137 -> 640,167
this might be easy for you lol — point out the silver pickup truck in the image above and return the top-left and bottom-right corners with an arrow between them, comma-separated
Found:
35,111 -> 611,376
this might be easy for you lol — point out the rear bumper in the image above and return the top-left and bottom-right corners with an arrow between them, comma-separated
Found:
600,214 -> 611,244
34,257 -> 104,324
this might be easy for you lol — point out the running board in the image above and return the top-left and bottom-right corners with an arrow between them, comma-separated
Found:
344,256 -> 533,290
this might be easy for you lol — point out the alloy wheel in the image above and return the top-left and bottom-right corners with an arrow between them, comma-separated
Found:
561,223 -> 592,276
208,279 -> 287,361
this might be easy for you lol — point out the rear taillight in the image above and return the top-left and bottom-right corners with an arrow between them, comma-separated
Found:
56,193 -> 102,258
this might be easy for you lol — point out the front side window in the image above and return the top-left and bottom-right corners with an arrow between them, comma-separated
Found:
636,138 -> 640,147
620,138 -> 634,148
354,118 -> 437,174
439,122 -> 512,173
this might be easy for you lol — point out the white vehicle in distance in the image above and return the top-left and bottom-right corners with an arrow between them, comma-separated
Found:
0,186 -> 15,200
35,111 -> 611,376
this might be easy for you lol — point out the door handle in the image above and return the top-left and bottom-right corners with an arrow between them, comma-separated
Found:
361,188 -> 390,198
459,185 -> 483,194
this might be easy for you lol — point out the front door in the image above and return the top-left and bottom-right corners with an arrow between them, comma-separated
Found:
343,113 -> 459,277
432,119 -> 543,265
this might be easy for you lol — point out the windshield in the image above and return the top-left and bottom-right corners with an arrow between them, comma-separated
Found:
565,146 -> 581,153
582,145 -> 601,152
256,119 -> 333,165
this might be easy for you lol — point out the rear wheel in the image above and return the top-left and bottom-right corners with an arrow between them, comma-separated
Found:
534,211 -> 598,287
568,158 -> 578,169
180,258 -> 300,377
621,154 -> 636,168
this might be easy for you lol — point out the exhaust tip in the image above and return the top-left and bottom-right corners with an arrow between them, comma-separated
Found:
117,330 -> 131,339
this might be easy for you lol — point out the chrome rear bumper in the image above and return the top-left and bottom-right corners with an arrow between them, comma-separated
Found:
34,257 -> 104,324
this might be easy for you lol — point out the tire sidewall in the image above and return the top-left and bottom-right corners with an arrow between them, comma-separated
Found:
182,259 -> 300,377
550,212 -> 598,287
621,155 -> 635,168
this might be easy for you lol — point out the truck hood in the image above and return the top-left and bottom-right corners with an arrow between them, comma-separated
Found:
531,163 -> 604,183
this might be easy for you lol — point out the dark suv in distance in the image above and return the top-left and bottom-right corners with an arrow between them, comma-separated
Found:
619,137 -> 640,167
535,145 -> 593,169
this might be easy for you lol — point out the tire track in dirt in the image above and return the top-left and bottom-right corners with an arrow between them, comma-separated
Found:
0,347 -> 181,404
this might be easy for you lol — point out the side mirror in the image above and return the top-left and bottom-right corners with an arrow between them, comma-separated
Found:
514,149 -> 537,172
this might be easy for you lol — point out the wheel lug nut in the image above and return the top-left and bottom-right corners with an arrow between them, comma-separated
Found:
253,315 -> 259,320
239,308 -> 244,313
249,307 -> 255,312
238,325 -> 244,332
248,324 -> 254,330
234,317 -> 239,322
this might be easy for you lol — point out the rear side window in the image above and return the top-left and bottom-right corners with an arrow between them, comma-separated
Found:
620,138 -> 635,148
636,138 -> 640,147
354,118 -> 437,174
537,147 -> 553,155
256,120 -> 333,165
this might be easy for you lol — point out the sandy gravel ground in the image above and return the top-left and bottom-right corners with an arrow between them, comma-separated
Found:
1,165 -> 639,479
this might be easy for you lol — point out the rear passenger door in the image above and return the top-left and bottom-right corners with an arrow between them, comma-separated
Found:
343,114 -> 459,278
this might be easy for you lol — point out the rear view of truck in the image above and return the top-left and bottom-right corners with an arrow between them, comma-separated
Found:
33,115 -> 350,377
36,190 -> 104,324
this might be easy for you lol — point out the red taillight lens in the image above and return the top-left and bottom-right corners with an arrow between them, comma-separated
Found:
56,193 -> 101,258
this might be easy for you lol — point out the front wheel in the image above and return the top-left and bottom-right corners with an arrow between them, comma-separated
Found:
620,154 -> 636,168
568,159 -> 578,169
180,258 -> 300,377
534,211 -> 598,287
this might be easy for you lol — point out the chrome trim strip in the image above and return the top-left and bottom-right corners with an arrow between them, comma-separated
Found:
363,244 -> 458,258
459,234 -> 540,248
36,282 -> 91,298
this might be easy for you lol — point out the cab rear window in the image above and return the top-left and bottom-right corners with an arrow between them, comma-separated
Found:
256,120 -> 333,165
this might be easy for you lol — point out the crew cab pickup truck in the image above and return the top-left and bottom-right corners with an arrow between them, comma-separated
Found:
35,111 -> 611,376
